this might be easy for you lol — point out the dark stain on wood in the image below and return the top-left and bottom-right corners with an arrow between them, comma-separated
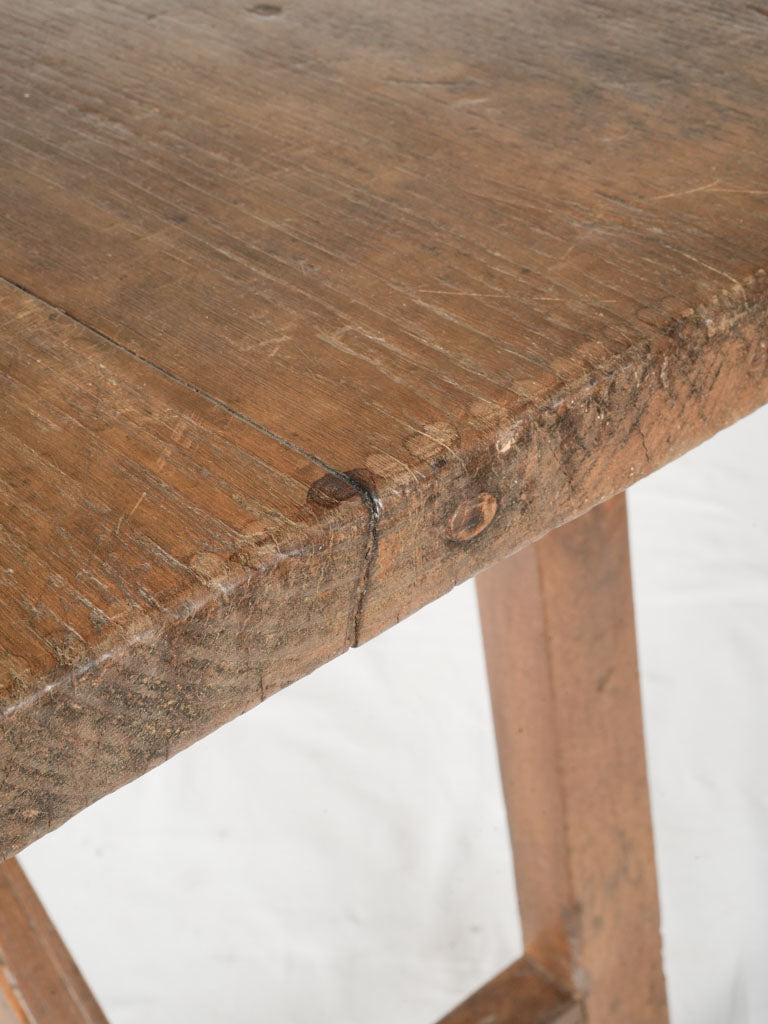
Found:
247,3 -> 283,15
306,473 -> 361,508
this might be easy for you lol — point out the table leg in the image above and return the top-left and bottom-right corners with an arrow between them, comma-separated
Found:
465,494 -> 667,1023
0,858 -> 109,1024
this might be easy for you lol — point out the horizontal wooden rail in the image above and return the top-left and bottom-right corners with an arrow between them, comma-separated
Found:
435,956 -> 582,1024
0,859 -> 109,1024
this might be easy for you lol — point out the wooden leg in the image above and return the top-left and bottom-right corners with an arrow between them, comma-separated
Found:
471,494 -> 668,1023
0,858 -> 109,1024
0,496 -> 664,1024
436,956 -> 582,1024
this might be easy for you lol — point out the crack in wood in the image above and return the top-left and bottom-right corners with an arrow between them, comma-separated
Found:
0,270 -> 381,646
0,274 -> 347,479
344,473 -> 382,647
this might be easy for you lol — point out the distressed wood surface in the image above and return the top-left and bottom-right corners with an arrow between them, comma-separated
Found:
435,957 -> 582,1024
1,0 -> 768,856
0,858 -> 109,1023
476,496 -> 668,1021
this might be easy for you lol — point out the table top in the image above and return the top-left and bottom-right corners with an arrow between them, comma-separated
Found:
1,0 -> 767,858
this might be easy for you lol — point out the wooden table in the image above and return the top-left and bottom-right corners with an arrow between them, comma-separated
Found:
0,0 -> 766,1019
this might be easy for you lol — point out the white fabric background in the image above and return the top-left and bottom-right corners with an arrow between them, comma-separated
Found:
19,405 -> 768,1024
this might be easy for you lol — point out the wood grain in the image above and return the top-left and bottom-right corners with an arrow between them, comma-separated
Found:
476,496 -> 667,1022
435,957 -> 582,1024
1,0 -> 768,855
0,281 -> 368,858
0,858 -> 109,1023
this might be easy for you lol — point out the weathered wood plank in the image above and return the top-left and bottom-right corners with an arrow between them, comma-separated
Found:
0,282 -> 369,858
1,0 -> 767,643
0,858 -> 109,1023
435,957 -> 582,1024
1,0 -> 768,854
476,496 -> 668,1022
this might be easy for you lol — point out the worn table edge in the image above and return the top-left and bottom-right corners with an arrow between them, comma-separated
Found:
1,268 -> 767,860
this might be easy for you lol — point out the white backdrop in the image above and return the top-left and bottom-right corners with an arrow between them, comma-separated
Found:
19,404 -> 768,1024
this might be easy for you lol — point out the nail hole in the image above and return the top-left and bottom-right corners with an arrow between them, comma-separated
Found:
445,492 -> 498,542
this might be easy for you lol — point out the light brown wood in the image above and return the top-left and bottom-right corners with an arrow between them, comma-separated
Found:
435,957 -> 582,1024
0,281 -> 367,859
1,0 -> 768,856
476,496 -> 667,1022
0,859 -> 109,1024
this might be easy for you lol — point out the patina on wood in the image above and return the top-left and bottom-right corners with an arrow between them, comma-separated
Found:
1,0 -> 768,857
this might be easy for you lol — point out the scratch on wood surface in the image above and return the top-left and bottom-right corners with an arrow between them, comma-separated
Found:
651,180 -> 768,200
650,179 -> 723,200
416,289 -> 502,297
115,491 -> 147,535
673,250 -> 744,289
551,243 -> 577,266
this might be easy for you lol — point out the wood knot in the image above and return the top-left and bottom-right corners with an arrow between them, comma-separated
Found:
445,492 -> 498,542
